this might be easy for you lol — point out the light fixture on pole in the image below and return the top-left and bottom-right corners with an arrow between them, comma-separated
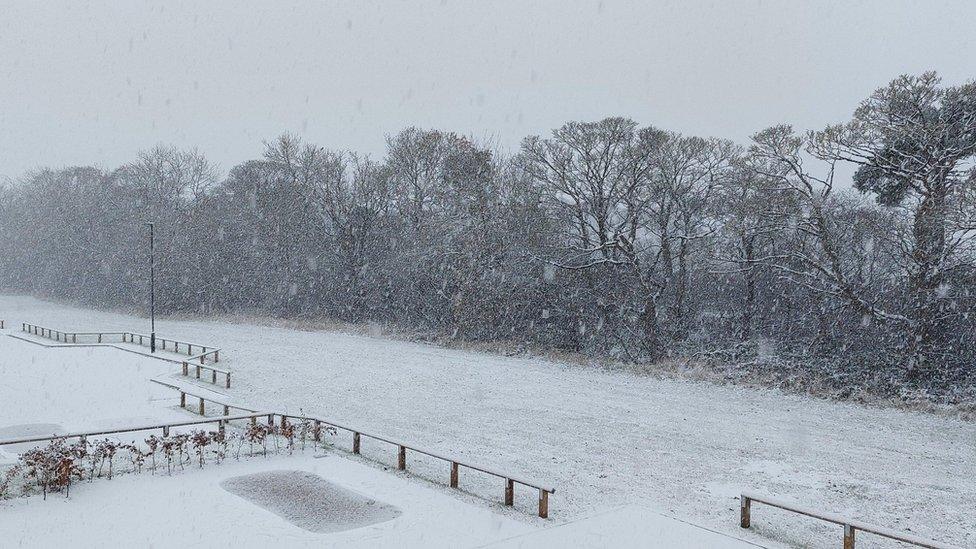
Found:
146,222 -> 156,353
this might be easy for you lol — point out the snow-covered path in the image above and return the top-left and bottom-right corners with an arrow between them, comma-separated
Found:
1,295 -> 972,548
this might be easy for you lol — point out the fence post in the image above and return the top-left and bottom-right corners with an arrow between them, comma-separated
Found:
212,370 -> 217,384
538,490 -> 549,518
353,432 -> 361,454
226,372 -> 231,389
182,362 -> 188,376
214,350 -> 219,363
162,426 -> 170,437
180,392 -> 186,408
740,496 -> 751,528
198,398 -> 205,415
223,405 -> 230,416
844,524 -> 855,549
200,351 -> 206,365
505,479 -> 514,506
397,446 -> 406,470
313,421 -> 321,441
450,462 -> 459,488
196,365 -> 201,379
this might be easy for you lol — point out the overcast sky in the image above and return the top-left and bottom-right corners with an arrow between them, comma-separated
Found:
1,0 -> 975,181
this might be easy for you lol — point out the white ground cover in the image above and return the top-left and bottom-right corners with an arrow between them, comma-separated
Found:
0,294 -> 973,548
0,452 -> 537,548
0,337 -> 184,463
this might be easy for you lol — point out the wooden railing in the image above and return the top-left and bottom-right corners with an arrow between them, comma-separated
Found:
14,322 -> 557,518
147,381 -> 556,518
0,412 -> 269,447
20,323 -> 231,389
276,411 -> 556,518
21,323 -> 125,344
740,491 -> 961,549
149,379 -> 255,416
122,330 -> 220,364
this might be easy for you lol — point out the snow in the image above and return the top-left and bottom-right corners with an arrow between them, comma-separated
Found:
1,294 -> 974,548
483,504 -> 769,548
0,453 -> 537,548
0,337 -> 184,434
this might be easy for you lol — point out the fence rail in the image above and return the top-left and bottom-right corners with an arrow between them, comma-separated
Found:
13,322 -> 556,519
145,381 -> 555,517
122,330 -> 220,363
20,323 -> 231,388
0,412 -> 269,447
740,491 -> 960,549
149,379 -> 255,416
276,411 -> 556,517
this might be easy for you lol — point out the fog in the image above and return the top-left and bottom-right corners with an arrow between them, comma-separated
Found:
2,0 -> 975,179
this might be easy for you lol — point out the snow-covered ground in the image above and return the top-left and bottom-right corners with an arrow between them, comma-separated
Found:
0,294 -> 973,548
0,451 -> 538,548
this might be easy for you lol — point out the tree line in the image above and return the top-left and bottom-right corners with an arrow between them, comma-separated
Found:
1,72 -> 974,399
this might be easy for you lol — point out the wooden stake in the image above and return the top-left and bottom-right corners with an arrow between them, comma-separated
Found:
538,490 -> 549,518
450,462 -> 459,488
353,432 -> 360,454
844,525 -> 855,549
397,446 -> 406,470
505,479 -> 514,506
740,496 -> 751,528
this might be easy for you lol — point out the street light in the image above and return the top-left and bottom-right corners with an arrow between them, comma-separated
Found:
146,222 -> 156,353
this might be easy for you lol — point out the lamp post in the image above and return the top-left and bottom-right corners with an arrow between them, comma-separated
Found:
146,222 -> 156,353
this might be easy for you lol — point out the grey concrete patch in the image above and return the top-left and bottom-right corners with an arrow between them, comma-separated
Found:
220,470 -> 401,533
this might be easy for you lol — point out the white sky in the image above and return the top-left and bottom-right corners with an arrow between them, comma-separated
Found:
1,0 -> 975,180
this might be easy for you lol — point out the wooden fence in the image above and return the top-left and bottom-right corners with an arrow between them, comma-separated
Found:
147,381 -> 556,518
740,491 -> 961,549
14,322 -> 556,518
20,323 -> 231,388
0,412 -> 268,447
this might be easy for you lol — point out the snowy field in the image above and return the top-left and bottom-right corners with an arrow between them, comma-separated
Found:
0,294 -> 973,548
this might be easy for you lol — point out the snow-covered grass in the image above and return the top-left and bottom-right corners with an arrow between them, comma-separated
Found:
0,452 -> 538,548
0,294 -> 973,548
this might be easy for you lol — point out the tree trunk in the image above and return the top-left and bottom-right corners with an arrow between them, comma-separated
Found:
905,190 -> 948,377
740,236 -> 756,342
641,295 -> 663,361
